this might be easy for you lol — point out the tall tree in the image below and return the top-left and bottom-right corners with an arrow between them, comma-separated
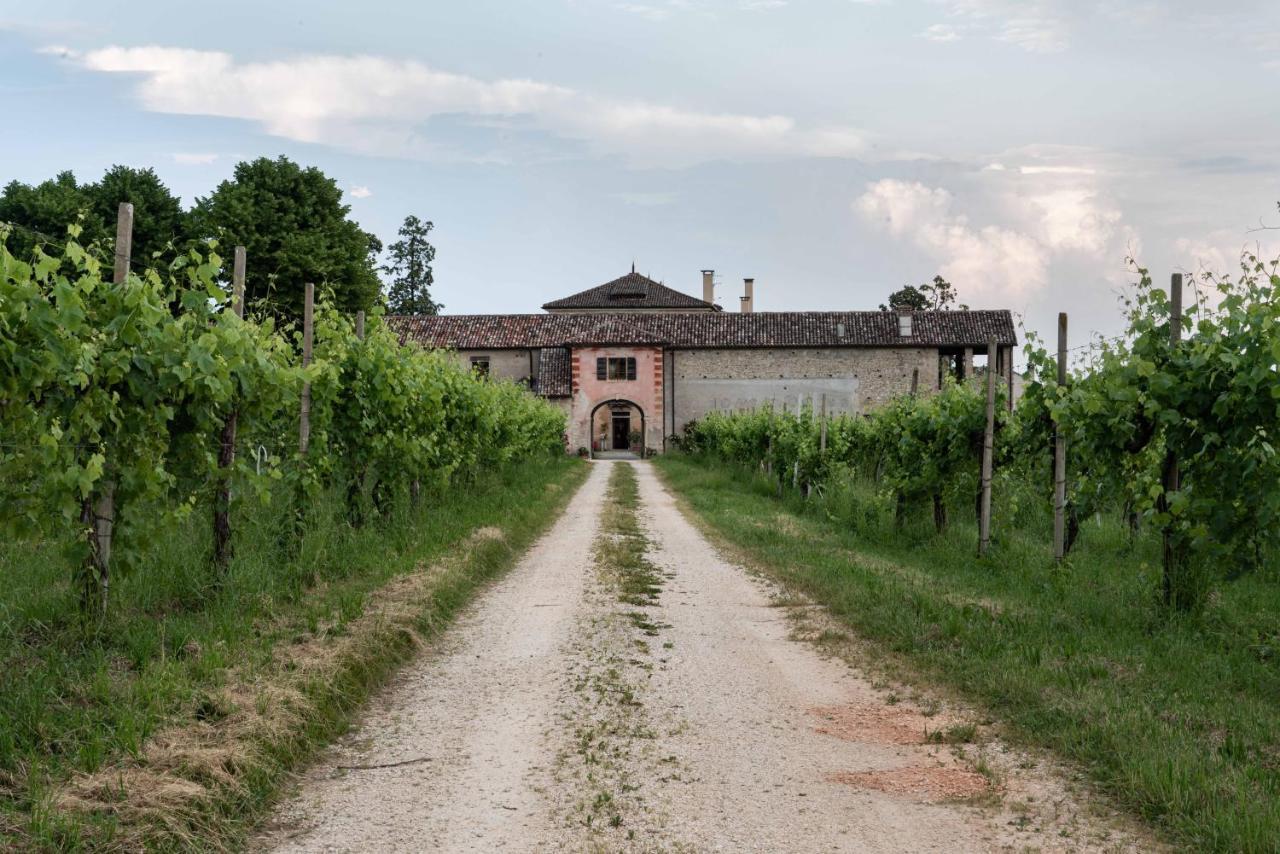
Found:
190,156 -> 381,318
383,215 -> 441,315
0,171 -> 106,258
88,166 -> 187,266
0,167 -> 187,266
879,276 -> 967,311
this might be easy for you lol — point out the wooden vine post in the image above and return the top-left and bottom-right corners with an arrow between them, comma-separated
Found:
355,309 -> 365,342
299,282 -> 314,457
910,367 -> 920,396
978,337 -> 996,556
819,393 -> 827,453
1053,312 -> 1068,562
82,202 -> 132,617
1160,274 -> 1183,605
213,246 -> 247,571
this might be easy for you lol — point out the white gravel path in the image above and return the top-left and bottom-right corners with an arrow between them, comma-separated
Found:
254,460 -> 1153,853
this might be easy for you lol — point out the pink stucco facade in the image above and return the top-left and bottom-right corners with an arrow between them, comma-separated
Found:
568,346 -> 664,454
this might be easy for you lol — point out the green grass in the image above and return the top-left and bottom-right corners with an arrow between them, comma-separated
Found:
0,457 -> 587,850
656,452 -> 1280,854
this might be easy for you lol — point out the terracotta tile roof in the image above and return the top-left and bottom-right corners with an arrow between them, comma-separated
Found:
389,310 -> 1017,350
537,347 -> 571,397
541,271 -> 715,311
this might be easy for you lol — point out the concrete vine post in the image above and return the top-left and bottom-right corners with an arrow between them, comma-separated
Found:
1053,313 -> 1068,561
82,202 -> 132,619
213,245 -> 247,572
1160,275 -> 1183,606
978,338 -> 997,556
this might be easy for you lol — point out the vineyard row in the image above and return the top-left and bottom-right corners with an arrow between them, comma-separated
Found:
0,204 -> 566,621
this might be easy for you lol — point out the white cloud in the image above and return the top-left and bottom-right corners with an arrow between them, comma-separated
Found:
920,24 -> 961,42
613,191 -> 677,206
1174,231 -> 1280,279
855,169 -> 1131,300
170,152 -> 218,165
1019,165 -> 1095,175
50,45 -> 868,166
855,179 -> 1045,299
349,184 -> 372,199
934,1 -> 1069,53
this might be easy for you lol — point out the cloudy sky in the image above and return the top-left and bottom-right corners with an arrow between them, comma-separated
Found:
2,0 -> 1278,349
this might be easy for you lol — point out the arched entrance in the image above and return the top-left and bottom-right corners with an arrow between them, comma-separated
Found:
589,399 -> 646,459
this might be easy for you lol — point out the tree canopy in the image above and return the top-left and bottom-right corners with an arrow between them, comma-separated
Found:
190,156 -> 382,318
0,167 -> 185,265
879,276 -> 967,311
384,215 -> 441,315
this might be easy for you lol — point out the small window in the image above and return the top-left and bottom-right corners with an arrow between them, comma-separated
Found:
898,314 -> 913,337
603,356 -> 636,381
598,356 -> 636,380
470,355 -> 490,377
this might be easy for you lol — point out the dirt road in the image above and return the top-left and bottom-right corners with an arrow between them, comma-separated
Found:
255,461 -> 1150,853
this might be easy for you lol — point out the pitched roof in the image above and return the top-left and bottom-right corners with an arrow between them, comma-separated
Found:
536,347 -> 571,397
541,271 -> 716,311
389,310 -> 1017,350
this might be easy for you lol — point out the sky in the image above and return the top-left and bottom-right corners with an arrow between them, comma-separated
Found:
2,0 -> 1278,352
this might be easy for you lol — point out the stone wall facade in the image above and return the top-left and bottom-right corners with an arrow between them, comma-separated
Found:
568,346 -> 664,453
452,348 -> 533,382
669,347 -> 940,435
443,343 -> 1017,455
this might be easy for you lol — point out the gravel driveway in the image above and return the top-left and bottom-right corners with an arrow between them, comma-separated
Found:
253,461 -> 1152,853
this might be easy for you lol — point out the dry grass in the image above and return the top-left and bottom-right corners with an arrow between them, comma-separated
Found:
35,474 -> 576,852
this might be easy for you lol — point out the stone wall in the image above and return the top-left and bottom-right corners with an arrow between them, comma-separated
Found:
669,347 -> 939,434
568,346 -> 664,453
452,349 -> 533,382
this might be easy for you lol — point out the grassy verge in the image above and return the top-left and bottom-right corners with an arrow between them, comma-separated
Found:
655,453 -> 1280,854
0,457 -> 587,850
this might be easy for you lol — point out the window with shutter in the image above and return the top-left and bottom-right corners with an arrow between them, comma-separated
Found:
596,357 -> 606,380
626,357 -> 636,380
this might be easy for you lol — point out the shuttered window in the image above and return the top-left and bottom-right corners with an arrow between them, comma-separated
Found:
597,356 -> 637,381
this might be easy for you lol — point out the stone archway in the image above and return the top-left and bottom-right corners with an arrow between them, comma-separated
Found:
588,398 -> 646,459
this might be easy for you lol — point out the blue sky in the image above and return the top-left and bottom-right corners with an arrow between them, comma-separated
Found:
2,0 -> 1278,348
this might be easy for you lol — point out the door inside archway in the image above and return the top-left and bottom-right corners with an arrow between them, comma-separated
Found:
610,410 -> 631,450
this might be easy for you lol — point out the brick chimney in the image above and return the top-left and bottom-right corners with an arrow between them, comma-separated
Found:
739,277 -> 754,314
701,269 -> 714,305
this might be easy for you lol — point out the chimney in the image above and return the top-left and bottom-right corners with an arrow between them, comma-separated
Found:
896,309 -> 913,337
740,277 -> 754,314
701,269 -> 714,305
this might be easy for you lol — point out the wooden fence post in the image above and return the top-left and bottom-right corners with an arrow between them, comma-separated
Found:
978,337 -> 996,556
1053,313 -> 1068,561
1161,275 -> 1183,605
299,283 -> 314,457
81,203 -> 132,617
213,246 -> 247,571
819,393 -> 827,453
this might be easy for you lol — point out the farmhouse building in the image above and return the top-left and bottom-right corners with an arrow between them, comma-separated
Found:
389,269 -> 1017,455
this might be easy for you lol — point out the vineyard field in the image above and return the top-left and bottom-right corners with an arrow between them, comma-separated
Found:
655,453 -> 1280,853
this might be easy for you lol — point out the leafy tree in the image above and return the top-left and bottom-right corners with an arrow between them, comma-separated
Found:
880,276 -> 967,311
0,172 -> 107,258
0,167 -> 187,266
190,156 -> 381,319
383,215 -> 441,315
88,165 -> 188,266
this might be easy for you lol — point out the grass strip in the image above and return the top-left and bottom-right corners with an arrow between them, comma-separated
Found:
1,458 -> 587,851
655,453 -> 1280,854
